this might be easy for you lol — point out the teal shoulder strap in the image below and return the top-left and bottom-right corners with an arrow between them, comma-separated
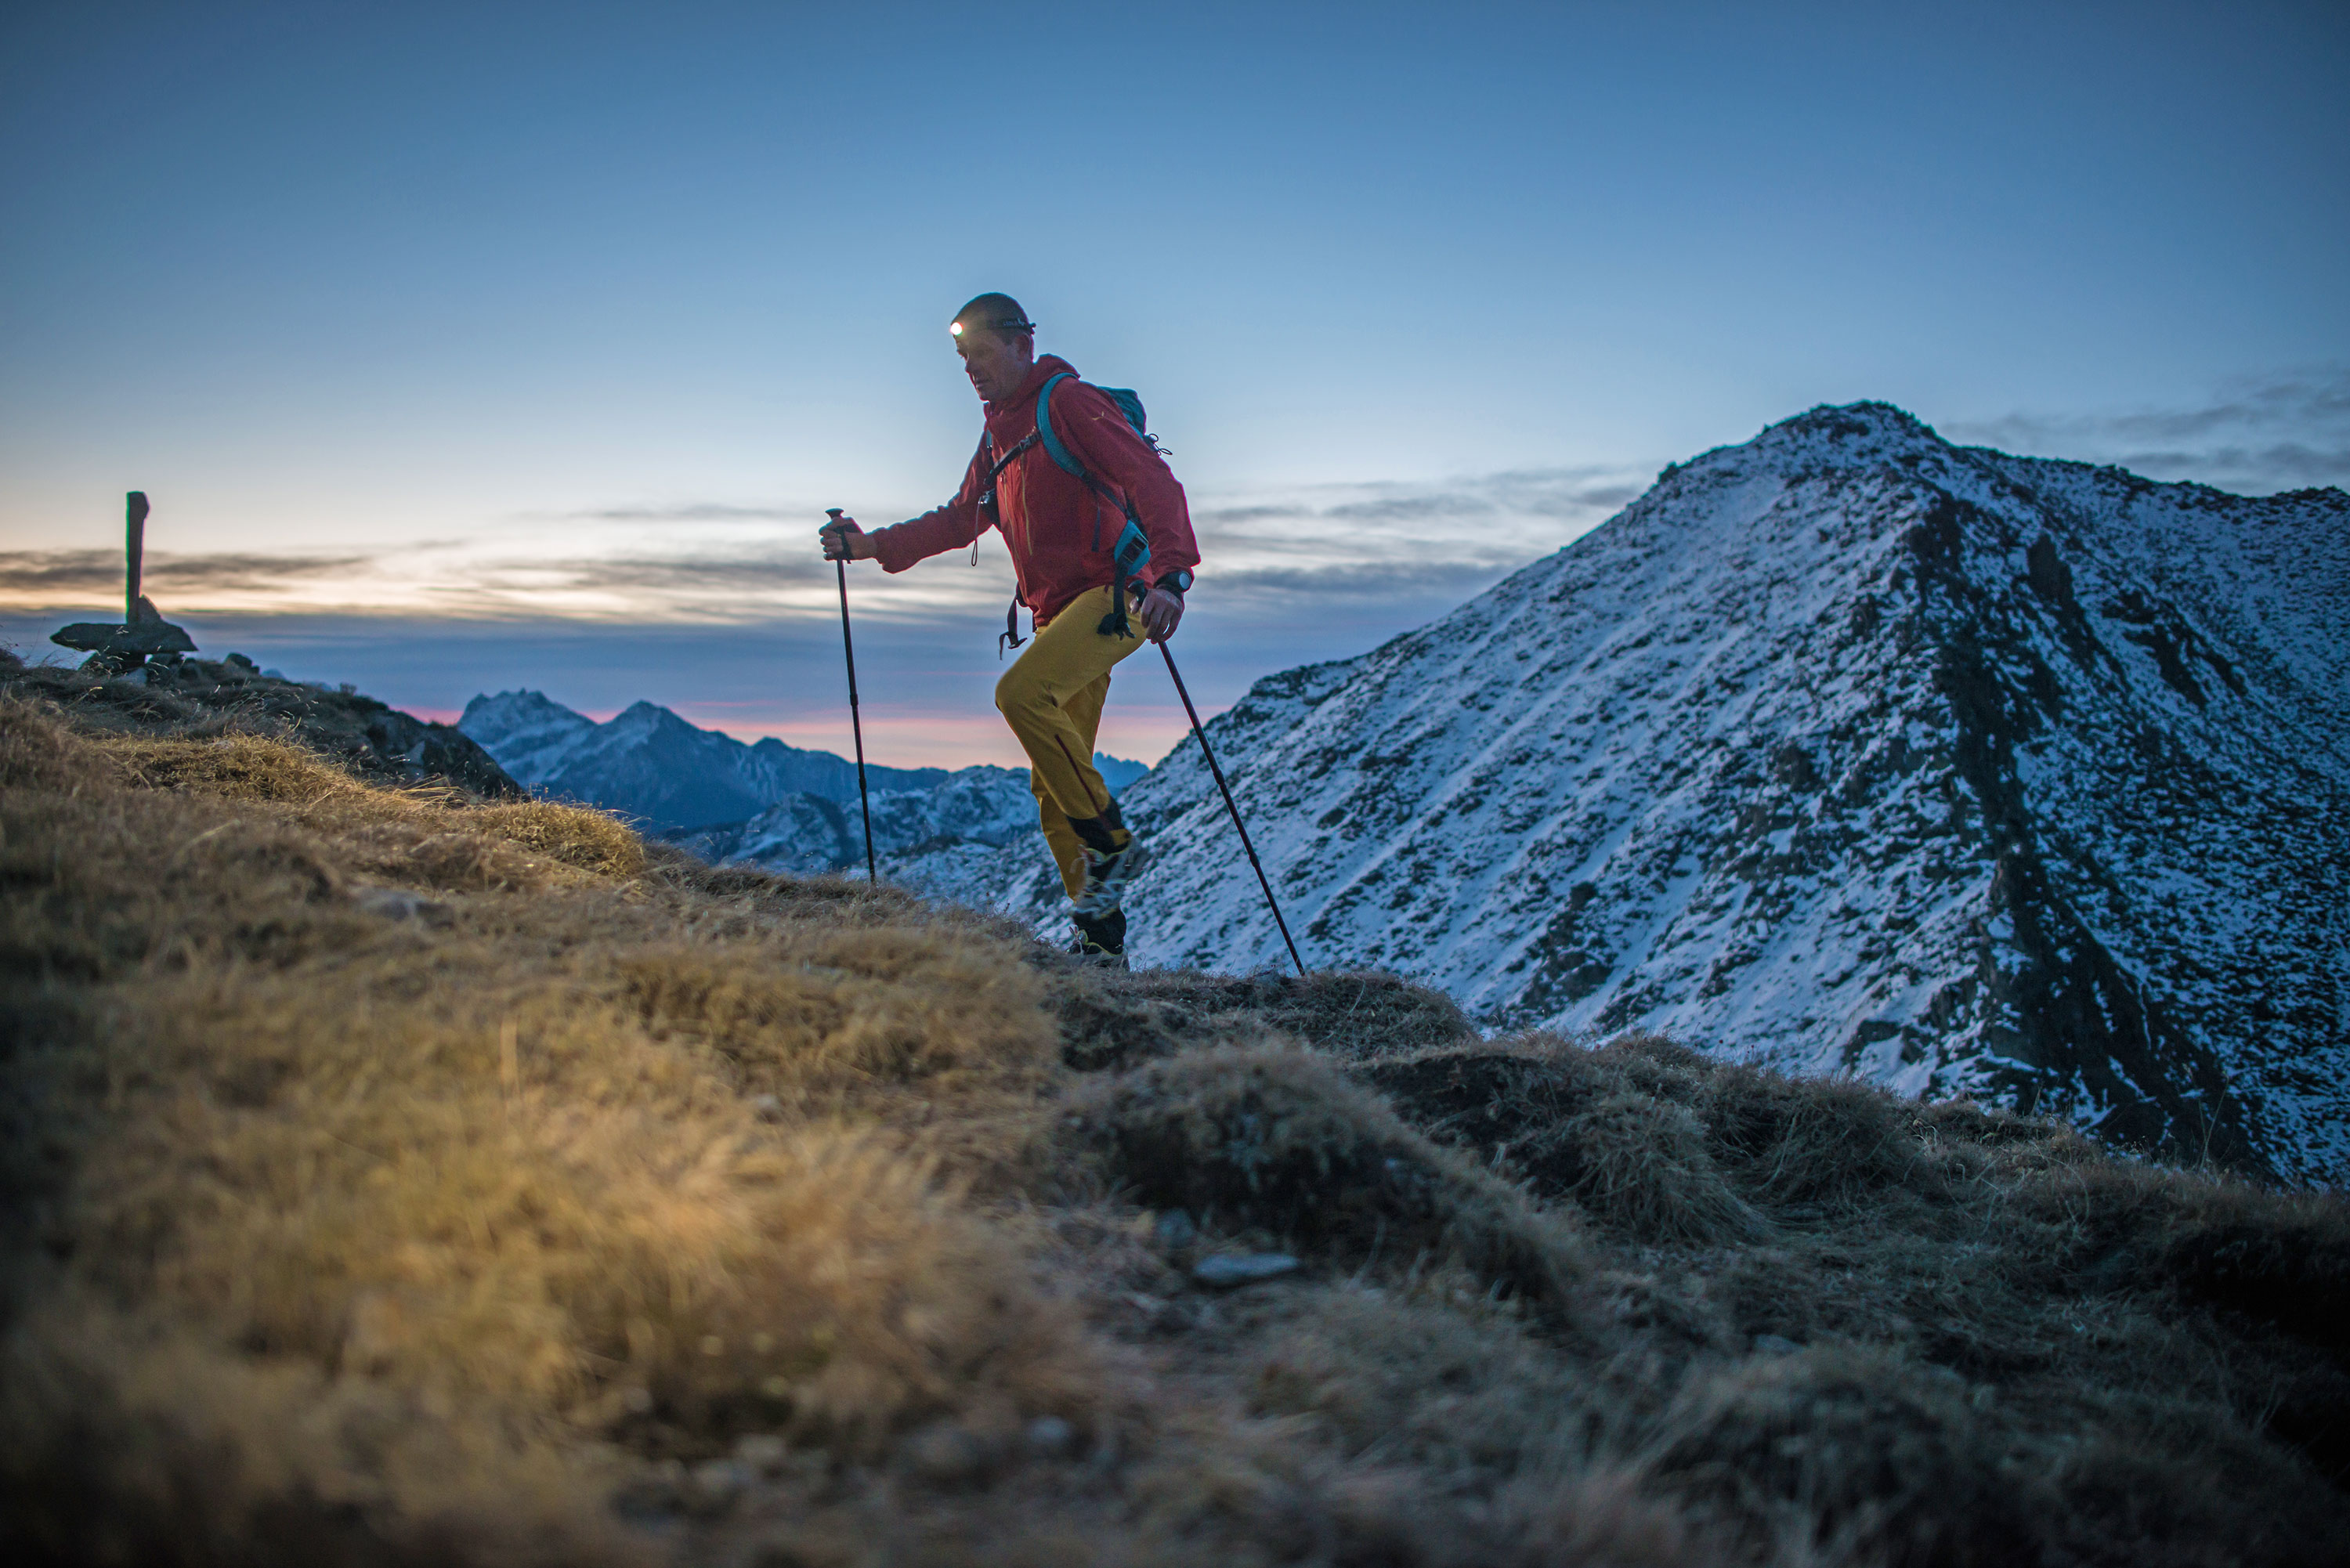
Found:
1035,373 -> 1085,477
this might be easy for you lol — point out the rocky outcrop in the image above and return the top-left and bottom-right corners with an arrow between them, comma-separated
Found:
358,707 -> 519,800
0,651 -> 523,799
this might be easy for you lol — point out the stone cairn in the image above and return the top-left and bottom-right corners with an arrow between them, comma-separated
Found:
51,492 -> 198,674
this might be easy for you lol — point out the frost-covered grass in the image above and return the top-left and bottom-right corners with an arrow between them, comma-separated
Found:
2,658 -> 2345,1566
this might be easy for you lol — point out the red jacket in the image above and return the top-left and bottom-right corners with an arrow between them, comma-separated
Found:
870,355 -> 1201,626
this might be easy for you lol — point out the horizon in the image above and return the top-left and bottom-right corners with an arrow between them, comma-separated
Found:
5,2 -> 2345,767
5,395 -> 2345,767
456,685 -> 1156,773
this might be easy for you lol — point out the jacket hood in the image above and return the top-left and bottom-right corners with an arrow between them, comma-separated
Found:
985,354 -> 1079,416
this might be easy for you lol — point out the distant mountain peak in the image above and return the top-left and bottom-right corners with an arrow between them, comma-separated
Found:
1771,399 -> 1940,443
461,687 -> 588,727
459,692 -> 951,833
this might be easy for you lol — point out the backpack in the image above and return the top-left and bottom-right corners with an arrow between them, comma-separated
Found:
981,373 -> 1169,653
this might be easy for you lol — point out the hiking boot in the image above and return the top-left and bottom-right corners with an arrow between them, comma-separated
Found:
1066,804 -> 1143,916
1071,907 -> 1126,966
1074,833 -> 1144,917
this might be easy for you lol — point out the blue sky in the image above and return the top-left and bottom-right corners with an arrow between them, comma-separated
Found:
4,1 -> 2345,764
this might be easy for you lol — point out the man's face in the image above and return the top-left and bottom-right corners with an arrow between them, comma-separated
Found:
954,323 -> 1032,404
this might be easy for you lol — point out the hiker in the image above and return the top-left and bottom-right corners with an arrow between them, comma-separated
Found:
821,294 -> 1200,963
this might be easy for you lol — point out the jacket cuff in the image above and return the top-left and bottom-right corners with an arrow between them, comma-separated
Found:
870,523 -> 921,574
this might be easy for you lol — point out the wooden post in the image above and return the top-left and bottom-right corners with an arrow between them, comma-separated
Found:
125,491 -> 149,623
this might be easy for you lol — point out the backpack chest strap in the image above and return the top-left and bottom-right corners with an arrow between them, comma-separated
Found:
978,431 -> 1038,515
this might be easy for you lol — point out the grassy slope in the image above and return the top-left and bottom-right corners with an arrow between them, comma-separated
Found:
1,656 -> 2344,1567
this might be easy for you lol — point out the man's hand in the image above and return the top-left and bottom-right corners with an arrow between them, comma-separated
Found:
820,513 -> 877,562
1137,585 -> 1184,643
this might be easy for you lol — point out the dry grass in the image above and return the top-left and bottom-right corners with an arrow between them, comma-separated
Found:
2,669 -> 2345,1566
0,693 -> 1099,1559
1641,1345 -> 2035,1568
2,1311 -> 647,1567
1050,966 -> 1473,1071
1068,1042 -> 1595,1321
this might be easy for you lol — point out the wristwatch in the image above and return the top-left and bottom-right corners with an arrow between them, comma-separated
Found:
1155,570 -> 1193,596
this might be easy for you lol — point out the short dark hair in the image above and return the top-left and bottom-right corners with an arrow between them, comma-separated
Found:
952,292 -> 1035,342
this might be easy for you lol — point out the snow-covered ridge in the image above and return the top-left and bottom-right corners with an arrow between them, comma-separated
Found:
974,402 -> 2348,1183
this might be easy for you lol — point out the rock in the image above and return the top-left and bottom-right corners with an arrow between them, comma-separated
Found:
1191,1252 -> 1300,1288
363,710 -> 524,799
901,1421 -> 992,1487
2079,1247 -> 2140,1295
685,1458 -> 753,1515
52,619 -> 197,657
750,1093 -> 786,1122
351,886 -> 451,924
1023,1415 -> 1076,1460
609,1472 -> 684,1523
732,1433 -> 790,1476
338,1288 -> 410,1374
1152,1209 -> 1198,1252
1752,1333 -> 1804,1355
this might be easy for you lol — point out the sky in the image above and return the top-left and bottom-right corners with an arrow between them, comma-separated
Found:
3,1 -> 2345,767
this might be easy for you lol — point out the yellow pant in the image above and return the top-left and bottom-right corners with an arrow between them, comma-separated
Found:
995,583 -> 1146,900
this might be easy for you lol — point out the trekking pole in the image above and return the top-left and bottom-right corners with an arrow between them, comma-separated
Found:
826,509 -> 878,883
1157,641 -> 1307,976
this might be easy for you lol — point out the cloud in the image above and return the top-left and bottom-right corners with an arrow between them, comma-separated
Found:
1193,504 -> 1313,526
0,549 -> 374,599
1177,467 -> 1647,615
1203,558 -> 1528,604
1480,469 -> 1647,516
552,502 -> 812,523
1321,493 -> 1499,524
497,554 -> 844,593
1947,368 -> 2350,493
2097,443 -> 2350,490
494,464 -> 1662,628
1183,464 -> 1652,602
0,459 -> 1658,630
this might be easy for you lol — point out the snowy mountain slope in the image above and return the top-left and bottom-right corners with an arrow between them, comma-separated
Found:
997,404 -> 2345,1183
675,767 -> 1038,880
1094,753 -> 1151,793
456,689 -> 597,783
